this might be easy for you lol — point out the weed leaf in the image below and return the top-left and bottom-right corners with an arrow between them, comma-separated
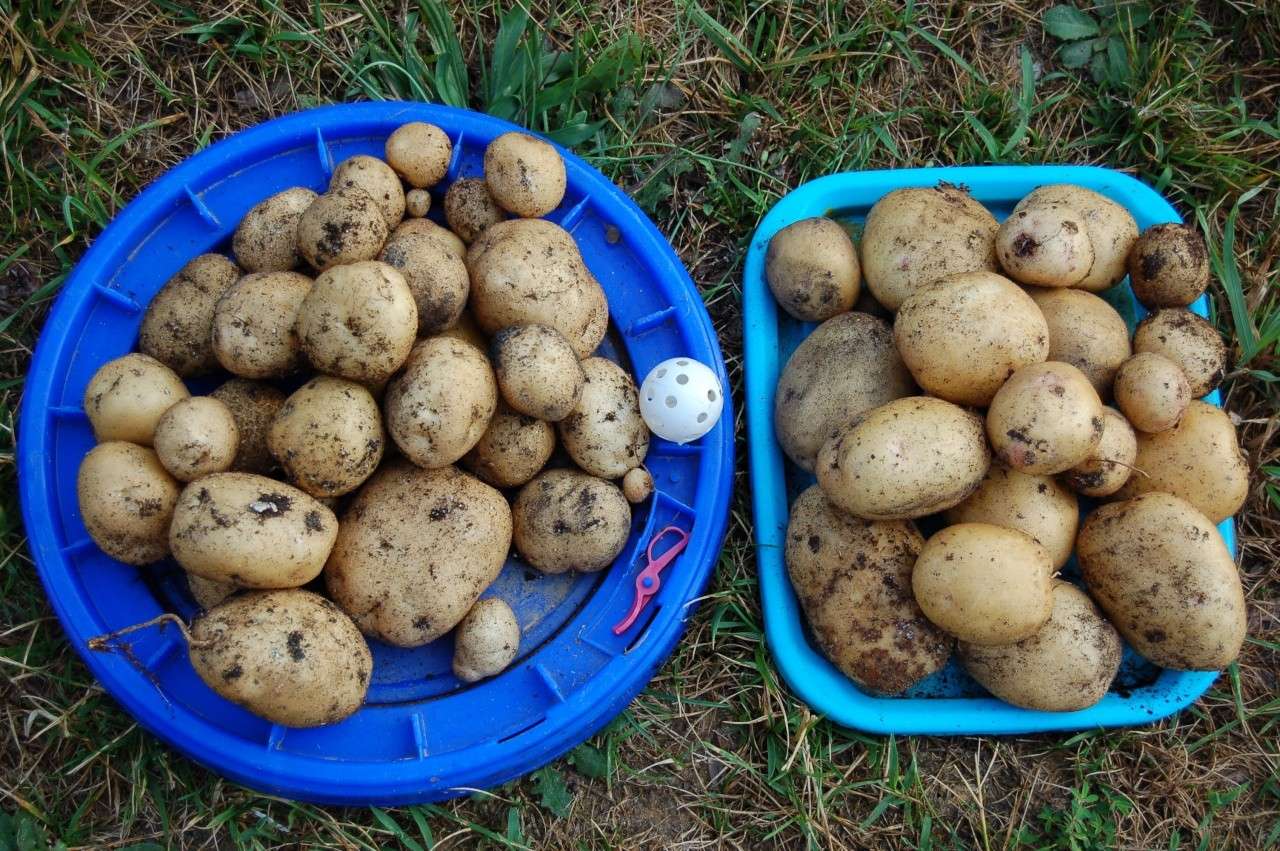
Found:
1043,5 -> 1101,40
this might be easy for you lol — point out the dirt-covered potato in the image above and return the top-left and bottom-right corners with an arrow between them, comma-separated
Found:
186,572 -> 236,610
513,469 -> 631,573
765,217 -> 861,322
169,473 -> 338,588
83,353 -> 189,445
558,358 -> 649,479
816,396 -> 989,520
385,121 -> 452,188
622,467 -> 654,503
894,271 -> 1048,406
325,463 -> 512,646
958,581 -> 1122,712
452,598 -> 520,683
1113,352 -> 1191,433
330,155 -> 405,228
912,523 -> 1053,645
393,216 -> 467,256
1018,184 -> 1138,292
212,271 -> 313,379
378,230 -> 469,336
385,336 -> 497,468
484,132 -> 566,218
1133,308 -> 1227,398
1114,400 -> 1248,523
944,462 -> 1078,569
405,189 -> 431,218
268,377 -> 384,498
77,442 -> 179,564
153,396 -> 239,482
1128,223 -> 1209,308
139,254 -> 240,376
996,197 -> 1094,287
774,312 -> 915,472
1028,287 -> 1132,396
1062,405 -> 1137,497
296,187 -> 389,270
491,324 -> 584,421
444,177 -> 505,243
295,261 -> 417,385
987,361 -> 1104,475
1079,492 -> 1245,670
210,379 -> 286,474
461,406 -> 555,488
785,486 -> 952,694
860,184 -> 999,311
232,188 -> 317,273
190,590 -> 371,727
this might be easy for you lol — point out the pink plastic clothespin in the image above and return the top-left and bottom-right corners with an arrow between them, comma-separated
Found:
612,525 -> 690,635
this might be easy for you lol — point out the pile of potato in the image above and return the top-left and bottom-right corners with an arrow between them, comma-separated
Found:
769,182 -> 1247,712
77,123 -> 655,727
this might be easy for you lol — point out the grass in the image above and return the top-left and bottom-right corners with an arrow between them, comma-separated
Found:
1,0 -> 1278,847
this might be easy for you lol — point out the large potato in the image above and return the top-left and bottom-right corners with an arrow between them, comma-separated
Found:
296,187 -> 389,270
452,598 -> 521,683
232,188 -> 316,273
461,406 -> 555,489
212,271 -> 313,379
996,197 -> 1094,287
83,353 -> 189,445
77,442 -> 179,564
558,357 -> 649,479
944,462 -> 1078,569
153,396 -> 239,482
491,324 -> 585,421
385,122 -> 452,188
484,132 -> 566,218
1133,308 -> 1227,398
378,229 -> 469,335
330,155 -> 405,228
138,254 -> 240,376
765,217 -> 861,322
1028,287 -> 1131,396
393,216 -> 467,257
1078,493 -> 1245,670
987,361 -> 1104,475
1017,184 -> 1137,292
444,177 -> 505,243
1113,352 -> 1191,433
210,379 -> 286,474
1128,223 -> 1209,308
385,336 -> 497,469
785,486 -> 952,694
325,463 -> 512,646
513,469 -> 631,574
1062,405 -> 1137,497
268,377 -> 384,498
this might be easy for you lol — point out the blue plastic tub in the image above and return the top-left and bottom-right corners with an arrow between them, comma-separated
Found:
744,165 -> 1234,735
18,102 -> 733,803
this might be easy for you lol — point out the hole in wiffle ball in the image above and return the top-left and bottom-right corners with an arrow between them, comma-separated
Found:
697,412 -> 708,423
656,368 -> 667,379
665,396 -> 677,408
707,389 -> 717,402
676,374 -> 689,385
676,359 -> 689,367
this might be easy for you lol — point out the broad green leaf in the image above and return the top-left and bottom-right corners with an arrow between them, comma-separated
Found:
1058,38 -> 1096,69
1043,5 -> 1101,40
569,744 -> 609,778
1089,50 -> 1108,84
1106,36 -> 1130,84
532,766 -> 573,818
1100,0 -> 1153,27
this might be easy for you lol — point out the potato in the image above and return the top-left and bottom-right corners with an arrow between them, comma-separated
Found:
1114,400 -> 1247,523
785,486 -> 952,694
987,361 -> 1104,475
491,324 -> 585,421
330,155 -> 405,228
77,442 -> 179,564
996,197 -> 1095,287
860,184 -> 999,311
385,336 -> 497,469
816,396 -> 989,520
295,261 -> 417,385
944,462 -> 1078,569
444,177 -> 504,243
1028,287 -> 1131,396
622,467 -> 654,503
958,581 -> 1121,711
212,271 -> 313,379
1078,492 -> 1245,670
513,469 -> 631,574
452,598 -> 520,683
774,312 -> 915,472
296,187 -> 389,271
268,377 -> 384,498
325,463 -> 512,646
378,230 -> 469,335
138,254 -> 240,376
1017,184 -> 1137,292
186,572 -> 236,610
1133,308 -> 1227,398
912,523 -> 1053,645
461,406 -> 555,488
894,271 -> 1048,406
189,590 -> 371,727
232,188 -> 317,273
765,217 -> 860,322
405,189 -> 431,218
1113,352 -> 1191,433
1128,223 -> 1209,308
210,379 -> 286,474
83,353 -> 189,445
484,132 -> 566,218
385,121 -> 452,188
169,473 -> 338,588
393,216 -> 466,257
1062,405 -> 1137,497
153,396 -> 239,482
558,357 -> 650,479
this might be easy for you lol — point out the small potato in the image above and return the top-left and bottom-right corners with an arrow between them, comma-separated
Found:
765,217 -> 861,322
296,187 -> 389,270
232,188 -> 317,273
212,271 -> 313,379
385,336 -> 497,469
491,324 -> 585,421
330,155 -> 405,229
894,271 -> 1048,406
484,132 -> 567,218
444,177 -> 505,243
405,189 -> 431,218
959,581 -> 1122,712
295,261 -> 418,385
169,473 -> 338,588
385,121 -> 452,188
558,357 -> 650,479
1133,308 -> 1226,398
513,469 -> 631,574
1028,287 -> 1131,397
392,216 -> 467,257
379,230 -> 469,335
190,589 -> 371,727
1128,223 -> 1209,308
1062,406 -> 1137,497
452,598 -> 520,682
153,397 -> 239,482
461,406 -> 555,489
1113,352 -> 1191,433
268,377 -> 384,498
987,361 -> 1104,475
186,572 -> 236,610
139,254 -> 240,376
1018,185 -> 1137,292
912,523 -> 1053,645
83,353 -> 189,445
996,198 -> 1095,287
816,396 -> 989,520
622,467 -> 654,503
77,442 -> 179,564
210,379 -> 287,474
944,462 -> 1078,569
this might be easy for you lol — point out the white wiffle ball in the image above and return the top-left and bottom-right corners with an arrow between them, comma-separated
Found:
638,357 -> 724,444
